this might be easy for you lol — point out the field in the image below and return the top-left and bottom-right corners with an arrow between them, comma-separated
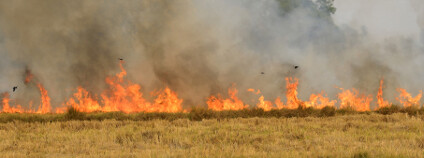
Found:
0,107 -> 424,157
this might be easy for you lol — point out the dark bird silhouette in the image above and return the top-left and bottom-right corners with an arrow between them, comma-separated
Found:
294,66 -> 299,69
119,58 -> 123,61
261,72 -> 265,75
13,86 -> 17,92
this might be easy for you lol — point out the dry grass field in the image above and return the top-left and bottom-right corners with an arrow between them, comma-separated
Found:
0,112 -> 424,157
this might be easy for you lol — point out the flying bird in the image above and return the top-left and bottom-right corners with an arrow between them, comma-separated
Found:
13,86 -> 17,92
119,58 -> 124,61
294,66 -> 299,69
261,72 -> 265,75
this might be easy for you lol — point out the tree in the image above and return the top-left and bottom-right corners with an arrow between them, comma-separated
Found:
316,0 -> 336,15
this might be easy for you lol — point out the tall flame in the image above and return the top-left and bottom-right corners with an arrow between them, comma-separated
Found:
36,84 -> 51,113
377,79 -> 390,108
285,77 -> 302,109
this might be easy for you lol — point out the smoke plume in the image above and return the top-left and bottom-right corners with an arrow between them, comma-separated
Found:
0,0 -> 423,108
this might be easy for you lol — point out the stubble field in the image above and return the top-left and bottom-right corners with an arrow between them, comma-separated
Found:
0,109 -> 424,157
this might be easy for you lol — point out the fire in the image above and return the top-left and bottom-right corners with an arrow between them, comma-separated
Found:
377,79 -> 390,108
36,84 -> 51,114
1,93 -> 24,113
0,61 -> 422,114
275,77 -> 336,109
304,92 -> 337,109
285,77 -> 302,109
396,88 -> 422,107
337,88 -> 372,111
257,95 -> 273,111
150,87 -> 183,113
24,69 -> 34,84
63,61 -> 183,113
247,88 -> 261,94
62,87 -> 101,113
248,88 -> 273,111
207,85 -> 248,111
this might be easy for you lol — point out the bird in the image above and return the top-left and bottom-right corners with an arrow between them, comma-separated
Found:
119,58 -> 123,61
261,72 -> 265,75
294,65 -> 299,69
12,86 -> 17,92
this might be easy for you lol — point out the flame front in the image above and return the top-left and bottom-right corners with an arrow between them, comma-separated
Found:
1,63 -> 422,113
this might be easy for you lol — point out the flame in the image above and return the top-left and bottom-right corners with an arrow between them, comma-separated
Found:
377,79 -> 390,108
337,88 -> 372,111
62,87 -> 101,113
63,61 -> 184,113
257,95 -> 273,111
24,69 -> 34,84
150,87 -> 183,113
396,88 -> 422,107
1,62 -> 422,113
275,97 -> 284,109
247,88 -> 261,94
1,93 -> 24,113
207,85 -> 248,111
248,88 -> 273,111
36,84 -> 51,113
285,77 -> 302,109
304,92 -> 336,109
275,78 -> 336,109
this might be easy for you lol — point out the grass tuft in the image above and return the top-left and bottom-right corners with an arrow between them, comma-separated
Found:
65,107 -> 85,120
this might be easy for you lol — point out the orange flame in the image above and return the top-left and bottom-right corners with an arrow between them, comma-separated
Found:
377,79 -> 390,108
62,87 -> 101,113
257,95 -> 273,111
57,61 -> 183,113
1,93 -> 24,113
207,85 -> 248,111
150,87 -> 183,113
248,88 -> 273,111
36,84 -> 51,113
396,88 -> 422,107
337,88 -> 372,111
275,78 -> 335,109
304,92 -> 336,109
24,69 -> 34,84
285,77 -> 302,109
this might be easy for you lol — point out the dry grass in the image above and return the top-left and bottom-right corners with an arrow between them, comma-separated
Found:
0,113 -> 423,157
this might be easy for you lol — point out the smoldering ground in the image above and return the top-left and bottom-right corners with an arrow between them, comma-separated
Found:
0,0 -> 423,109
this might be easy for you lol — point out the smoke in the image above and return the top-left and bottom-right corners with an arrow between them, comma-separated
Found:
0,0 -> 423,108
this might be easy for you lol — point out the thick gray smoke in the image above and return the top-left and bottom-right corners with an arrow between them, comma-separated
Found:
0,0 -> 423,108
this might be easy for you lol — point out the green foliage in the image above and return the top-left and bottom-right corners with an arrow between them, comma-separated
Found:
316,0 -> 336,14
